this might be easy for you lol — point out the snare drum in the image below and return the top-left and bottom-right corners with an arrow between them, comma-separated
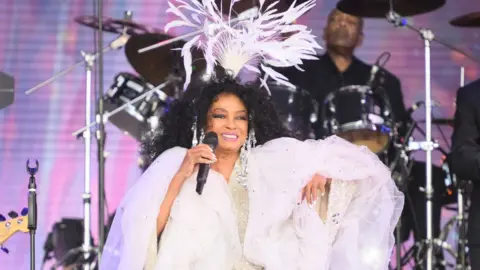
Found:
322,85 -> 393,154
268,82 -> 316,140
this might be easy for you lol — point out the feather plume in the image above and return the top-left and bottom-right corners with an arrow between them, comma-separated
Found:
165,0 -> 322,91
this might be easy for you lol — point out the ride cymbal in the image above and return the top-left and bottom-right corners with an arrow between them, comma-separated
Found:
336,0 -> 446,18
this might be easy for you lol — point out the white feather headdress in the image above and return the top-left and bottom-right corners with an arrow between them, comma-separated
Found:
164,0 -> 321,92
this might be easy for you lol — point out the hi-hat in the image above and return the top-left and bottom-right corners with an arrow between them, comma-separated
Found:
450,12 -> 480,27
75,15 -> 118,34
75,15 -> 154,35
336,0 -> 446,18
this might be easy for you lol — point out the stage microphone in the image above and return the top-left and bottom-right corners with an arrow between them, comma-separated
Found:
196,132 -> 218,195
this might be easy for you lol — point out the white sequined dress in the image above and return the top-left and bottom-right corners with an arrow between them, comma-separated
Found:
100,136 -> 404,270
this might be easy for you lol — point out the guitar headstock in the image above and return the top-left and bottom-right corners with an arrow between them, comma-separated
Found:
0,208 -> 29,254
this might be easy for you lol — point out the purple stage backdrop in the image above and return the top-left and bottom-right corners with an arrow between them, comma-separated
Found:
1,0 -> 479,269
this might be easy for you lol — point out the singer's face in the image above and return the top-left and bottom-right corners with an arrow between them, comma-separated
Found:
205,93 -> 249,153
323,9 -> 363,49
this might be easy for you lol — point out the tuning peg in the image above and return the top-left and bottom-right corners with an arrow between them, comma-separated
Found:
1,245 -> 9,254
21,208 -> 28,216
0,214 -> 5,222
7,211 -> 18,219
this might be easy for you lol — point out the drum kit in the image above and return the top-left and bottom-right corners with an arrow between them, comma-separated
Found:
19,0 -> 479,269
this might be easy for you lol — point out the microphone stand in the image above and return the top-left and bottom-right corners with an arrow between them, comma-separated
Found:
26,160 -> 39,270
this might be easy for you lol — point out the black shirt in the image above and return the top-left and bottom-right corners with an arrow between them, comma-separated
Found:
451,79 -> 480,245
279,53 -> 408,139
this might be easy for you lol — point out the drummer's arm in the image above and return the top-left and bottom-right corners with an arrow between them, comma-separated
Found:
451,87 -> 480,182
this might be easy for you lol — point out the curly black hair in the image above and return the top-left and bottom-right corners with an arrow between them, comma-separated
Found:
142,73 -> 292,160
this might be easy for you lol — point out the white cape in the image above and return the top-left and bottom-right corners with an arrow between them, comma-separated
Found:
100,136 -> 404,270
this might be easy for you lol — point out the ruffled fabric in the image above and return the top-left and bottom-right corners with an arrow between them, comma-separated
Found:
100,147 -> 187,270
245,135 -> 404,270
99,135 -> 403,270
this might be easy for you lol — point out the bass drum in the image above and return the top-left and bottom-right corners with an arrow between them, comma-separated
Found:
322,85 -> 394,154
268,82 -> 316,140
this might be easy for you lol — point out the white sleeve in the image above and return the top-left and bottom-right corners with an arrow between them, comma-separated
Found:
99,147 -> 186,270
328,173 -> 403,269
245,135 -> 403,270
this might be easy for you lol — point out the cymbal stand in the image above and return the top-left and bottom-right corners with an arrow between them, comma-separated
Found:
386,11 -> 439,270
455,179 -> 470,269
456,65 -> 468,270
96,0 -> 107,259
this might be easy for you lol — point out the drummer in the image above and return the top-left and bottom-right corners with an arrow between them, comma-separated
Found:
280,7 -> 409,140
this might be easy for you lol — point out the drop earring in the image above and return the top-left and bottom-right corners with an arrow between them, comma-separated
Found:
236,128 -> 256,188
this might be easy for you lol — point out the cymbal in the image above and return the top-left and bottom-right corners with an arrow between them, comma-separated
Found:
418,118 -> 453,127
450,12 -> 480,27
125,33 -> 206,93
75,16 -> 154,35
336,0 -> 446,18
205,0 -> 310,16
75,16 -> 118,34
108,19 -> 152,35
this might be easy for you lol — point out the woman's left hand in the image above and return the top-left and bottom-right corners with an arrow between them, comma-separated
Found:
301,173 -> 331,206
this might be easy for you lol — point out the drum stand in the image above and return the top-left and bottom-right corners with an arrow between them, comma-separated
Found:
414,178 -> 471,270
385,11 -> 439,270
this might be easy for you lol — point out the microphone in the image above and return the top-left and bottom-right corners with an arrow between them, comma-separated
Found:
196,132 -> 219,195
367,64 -> 379,87
368,51 -> 391,88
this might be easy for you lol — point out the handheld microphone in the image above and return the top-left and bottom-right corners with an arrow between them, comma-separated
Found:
196,132 -> 219,195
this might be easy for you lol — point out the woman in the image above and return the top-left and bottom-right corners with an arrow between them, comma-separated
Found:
101,0 -> 403,268
100,73 -> 404,270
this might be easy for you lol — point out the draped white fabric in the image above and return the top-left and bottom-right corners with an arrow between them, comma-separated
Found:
100,136 -> 404,270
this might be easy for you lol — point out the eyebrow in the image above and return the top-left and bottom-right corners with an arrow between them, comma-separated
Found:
212,108 -> 247,113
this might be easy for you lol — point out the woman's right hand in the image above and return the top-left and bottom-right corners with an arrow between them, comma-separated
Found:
176,144 -> 217,181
